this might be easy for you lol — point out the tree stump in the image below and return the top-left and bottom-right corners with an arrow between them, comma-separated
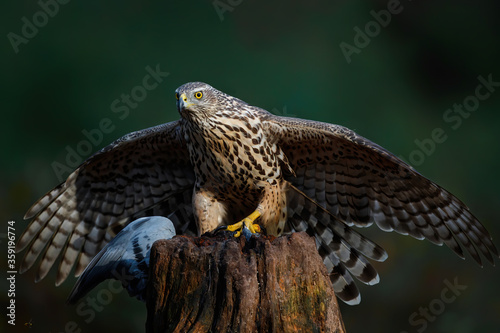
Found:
145,232 -> 346,333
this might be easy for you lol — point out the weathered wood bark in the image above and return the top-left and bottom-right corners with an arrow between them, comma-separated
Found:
145,232 -> 346,333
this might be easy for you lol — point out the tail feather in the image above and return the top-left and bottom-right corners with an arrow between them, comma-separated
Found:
331,263 -> 361,305
314,236 -> 360,305
286,183 -> 387,305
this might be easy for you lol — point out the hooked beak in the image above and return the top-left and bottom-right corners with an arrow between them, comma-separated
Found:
178,93 -> 194,111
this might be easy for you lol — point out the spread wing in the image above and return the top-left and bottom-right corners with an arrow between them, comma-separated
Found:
17,120 -> 195,285
263,114 -> 499,266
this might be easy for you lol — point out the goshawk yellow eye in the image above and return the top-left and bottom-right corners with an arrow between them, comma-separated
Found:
175,93 -> 179,100
194,91 -> 203,99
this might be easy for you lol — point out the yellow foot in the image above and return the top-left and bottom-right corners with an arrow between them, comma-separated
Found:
226,210 -> 262,238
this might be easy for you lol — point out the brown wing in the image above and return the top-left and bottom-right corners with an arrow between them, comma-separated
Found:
263,114 -> 498,266
17,120 -> 195,285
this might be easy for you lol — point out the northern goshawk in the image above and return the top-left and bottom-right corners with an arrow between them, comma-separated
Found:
17,82 -> 498,304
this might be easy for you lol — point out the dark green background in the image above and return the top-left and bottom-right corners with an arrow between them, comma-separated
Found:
2,1 -> 500,332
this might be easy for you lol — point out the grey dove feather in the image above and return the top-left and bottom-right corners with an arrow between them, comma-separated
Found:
67,216 -> 176,304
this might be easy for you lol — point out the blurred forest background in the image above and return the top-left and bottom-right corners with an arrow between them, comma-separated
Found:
2,0 -> 500,332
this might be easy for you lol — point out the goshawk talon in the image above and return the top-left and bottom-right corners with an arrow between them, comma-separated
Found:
224,210 -> 262,238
